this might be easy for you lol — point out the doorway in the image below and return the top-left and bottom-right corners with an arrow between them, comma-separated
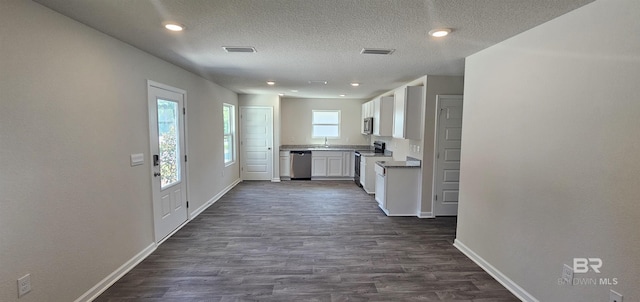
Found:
433,95 -> 463,216
240,107 -> 274,180
147,80 -> 188,242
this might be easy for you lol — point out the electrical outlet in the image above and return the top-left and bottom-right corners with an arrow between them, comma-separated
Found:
18,274 -> 31,297
562,264 -> 573,285
610,290 -> 623,302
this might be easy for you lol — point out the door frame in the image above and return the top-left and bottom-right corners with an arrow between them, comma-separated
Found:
239,106 -> 274,181
431,94 -> 463,216
147,80 -> 190,243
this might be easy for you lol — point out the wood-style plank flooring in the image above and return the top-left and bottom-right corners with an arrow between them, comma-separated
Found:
96,181 -> 518,301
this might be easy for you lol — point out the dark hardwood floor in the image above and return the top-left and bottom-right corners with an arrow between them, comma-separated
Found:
96,181 -> 518,302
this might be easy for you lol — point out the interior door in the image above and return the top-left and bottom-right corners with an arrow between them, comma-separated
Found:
240,107 -> 273,180
148,82 -> 188,242
434,95 -> 463,216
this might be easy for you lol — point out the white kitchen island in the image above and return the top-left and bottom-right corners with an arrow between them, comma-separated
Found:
374,159 -> 421,216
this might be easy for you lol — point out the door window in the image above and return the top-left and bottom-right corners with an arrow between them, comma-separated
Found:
157,99 -> 181,188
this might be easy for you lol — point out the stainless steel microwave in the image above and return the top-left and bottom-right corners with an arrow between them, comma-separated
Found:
363,117 -> 373,134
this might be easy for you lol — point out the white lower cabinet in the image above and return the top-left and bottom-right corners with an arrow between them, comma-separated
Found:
375,170 -> 385,207
283,150 -> 355,179
312,151 -> 352,178
311,156 -> 327,176
374,164 -> 420,216
359,156 -> 366,187
279,151 -> 290,178
327,156 -> 343,176
361,156 -> 389,194
343,152 -> 354,177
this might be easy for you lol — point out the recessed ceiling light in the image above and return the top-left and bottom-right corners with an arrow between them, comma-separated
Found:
290,90 -> 298,92
164,22 -> 185,32
350,83 -> 360,87
339,94 -> 346,97
266,81 -> 276,86
428,28 -> 451,37
278,93 -> 285,96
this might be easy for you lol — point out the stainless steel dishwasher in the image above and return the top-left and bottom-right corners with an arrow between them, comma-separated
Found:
290,151 -> 312,180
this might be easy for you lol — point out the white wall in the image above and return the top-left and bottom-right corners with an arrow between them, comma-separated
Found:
457,0 -> 640,301
0,1 -> 239,301
238,94 -> 281,179
280,98 -> 369,146
421,76 -> 464,215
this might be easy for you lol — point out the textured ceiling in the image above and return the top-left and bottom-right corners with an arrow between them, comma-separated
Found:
33,0 -> 594,99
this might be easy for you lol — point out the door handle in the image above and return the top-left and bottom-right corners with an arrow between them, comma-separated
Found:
153,154 -> 160,166
268,147 -> 272,150
154,172 -> 161,177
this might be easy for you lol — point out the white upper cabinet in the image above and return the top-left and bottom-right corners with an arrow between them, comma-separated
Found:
362,101 -> 374,119
392,88 -> 405,138
392,86 -> 423,140
373,96 -> 393,136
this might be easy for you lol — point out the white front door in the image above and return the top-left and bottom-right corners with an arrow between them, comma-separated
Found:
240,107 -> 273,180
148,81 -> 188,242
434,95 -> 463,216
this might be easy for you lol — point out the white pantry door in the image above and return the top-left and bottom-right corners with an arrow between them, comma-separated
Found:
434,95 -> 464,216
240,107 -> 273,180
148,81 -> 188,242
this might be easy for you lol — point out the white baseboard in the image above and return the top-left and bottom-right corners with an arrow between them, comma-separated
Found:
190,178 -> 241,219
418,212 -> 434,218
74,243 -> 156,302
454,239 -> 538,302
271,178 -> 281,182
76,178 -> 241,302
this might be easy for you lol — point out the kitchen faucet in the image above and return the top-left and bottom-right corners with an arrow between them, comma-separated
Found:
324,137 -> 329,147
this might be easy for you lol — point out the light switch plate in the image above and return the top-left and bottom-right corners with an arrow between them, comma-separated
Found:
610,290 -> 623,302
18,274 -> 31,297
130,153 -> 144,166
561,264 -> 573,285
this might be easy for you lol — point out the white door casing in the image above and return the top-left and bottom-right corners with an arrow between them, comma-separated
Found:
240,107 -> 273,180
433,95 -> 463,216
148,81 -> 188,242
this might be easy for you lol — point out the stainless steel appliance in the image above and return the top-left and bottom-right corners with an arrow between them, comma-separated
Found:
363,117 -> 373,134
290,151 -> 312,180
354,141 -> 386,186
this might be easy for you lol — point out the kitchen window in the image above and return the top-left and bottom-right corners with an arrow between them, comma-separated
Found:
312,110 -> 340,138
223,103 -> 235,165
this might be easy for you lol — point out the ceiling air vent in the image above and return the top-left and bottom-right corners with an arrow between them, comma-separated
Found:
308,80 -> 328,85
360,48 -> 395,55
222,46 -> 257,53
